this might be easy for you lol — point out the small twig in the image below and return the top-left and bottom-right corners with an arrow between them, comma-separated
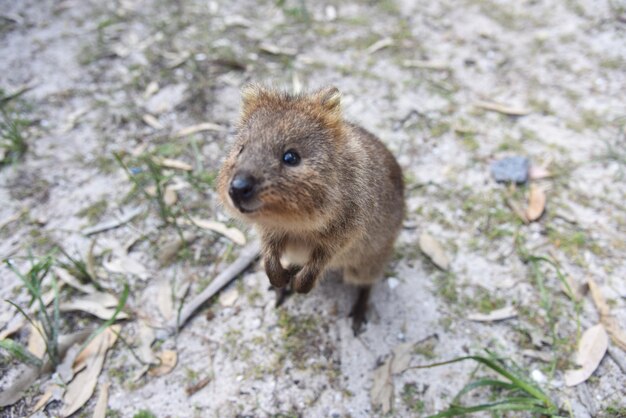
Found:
157,240 -> 261,339
81,206 -> 143,236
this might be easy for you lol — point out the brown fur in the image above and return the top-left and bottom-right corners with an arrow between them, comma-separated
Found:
217,85 -> 405,296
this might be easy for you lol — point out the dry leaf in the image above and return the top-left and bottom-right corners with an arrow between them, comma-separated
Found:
27,320 -> 46,359
142,114 -> 164,130
143,81 -> 159,99
186,376 -> 211,396
148,350 -> 178,376
522,349 -> 552,363
174,122 -> 226,138
92,381 -> 110,418
371,357 -> 393,414
158,232 -> 196,265
0,207 -> 27,230
526,184 -> 546,221
190,217 -> 246,245
157,158 -> 193,171
529,165 -> 551,180
55,268 -> 97,294
367,37 -> 394,54
468,306 -> 518,322
60,292 -> 129,320
103,255 -> 149,280
58,107 -> 90,134
474,100 -> 531,116
30,388 -> 53,414
505,197 -> 529,224
259,43 -> 297,56
0,364 -> 40,407
588,277 -> 626,351
391,342 -> 413,374
218,287 -> 239,307
61,326 -> 120,417
419,232 -> 450,270
564,324 -> 608,386
163,186 -> 178,206
402,59 -> 449,70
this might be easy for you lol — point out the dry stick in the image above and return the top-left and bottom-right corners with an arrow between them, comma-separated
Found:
157,240 -> 261,339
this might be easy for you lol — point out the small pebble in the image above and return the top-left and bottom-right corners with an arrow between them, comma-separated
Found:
387,277 -> 399,290
531,369 -> 547,383
490,156 -> 530,184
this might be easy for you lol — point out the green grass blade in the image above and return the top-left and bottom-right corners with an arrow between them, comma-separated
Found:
429,400 -> 562,418
410,355 -> 555,409
452,378 -> 518,403
0,338 -> 42,368
77,283 -> 129,356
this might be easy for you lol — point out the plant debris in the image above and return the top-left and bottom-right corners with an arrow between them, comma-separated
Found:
419,232 -> 450,270
564,324 -> 608,386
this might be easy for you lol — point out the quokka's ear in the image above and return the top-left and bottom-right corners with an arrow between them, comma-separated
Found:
240,83 -> 268,119
315,86 -> 341,112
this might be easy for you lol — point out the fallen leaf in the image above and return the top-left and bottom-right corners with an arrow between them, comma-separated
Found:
103,255 -> 149,280
186,376 -> 211,396
0,363 -> 40,407
259,43 -> 297,56
219,287 -> 239,307
474,100 -> 531,116
142,114 -> 164,130
55,268 -> 97,294
82,206 -> 143,236
157,158 -> 193,171
0,207 -> 27,230
367,37 -> 394,54
148,350 -> 178,376
505,197 -> 530,224
145,83 -> 187,114
27,320 -> 46,359
419,232 -> 450,270
143,81 -> 159,99
588,277 -> 626,351
521,349 -> 553,363
468,306 -> 518,322
529,165 -> 552,180
60,292 -> 129,320
526,184 -> 546,221
564,324 -> 608,386
391,342 -> 413,374
61,326 -> 120,417
58,107 -> 90,134
158,232 -> 197,266
30,387 -> 53,414
173,122 -> 226,138
92,381 -> 110,418
163,186 -> 178,206
371,357 -> 393,414
189,217 -> 246,245
402,59 -> 449,70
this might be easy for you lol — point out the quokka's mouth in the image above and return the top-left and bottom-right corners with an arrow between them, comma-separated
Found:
233,198 -> 263,214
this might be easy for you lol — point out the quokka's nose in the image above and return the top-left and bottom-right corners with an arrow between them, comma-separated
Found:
229,172 -> 257,205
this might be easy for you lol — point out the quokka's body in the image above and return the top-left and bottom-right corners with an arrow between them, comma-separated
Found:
217,85 -> 404,332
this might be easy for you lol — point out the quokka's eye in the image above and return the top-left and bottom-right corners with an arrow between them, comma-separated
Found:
282,150 -> 300,166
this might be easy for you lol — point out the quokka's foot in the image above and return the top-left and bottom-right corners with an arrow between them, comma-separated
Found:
349,286 -> 371,336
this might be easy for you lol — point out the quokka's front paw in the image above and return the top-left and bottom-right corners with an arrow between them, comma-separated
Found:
265,257 -> 298,288
293,269 -> 317,294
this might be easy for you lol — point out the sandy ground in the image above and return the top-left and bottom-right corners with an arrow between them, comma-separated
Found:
1,0 -> 625,417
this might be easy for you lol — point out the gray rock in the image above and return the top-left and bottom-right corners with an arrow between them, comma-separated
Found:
490,156 -> 530,184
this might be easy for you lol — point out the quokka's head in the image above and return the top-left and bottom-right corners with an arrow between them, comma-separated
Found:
217,84 -> 346,231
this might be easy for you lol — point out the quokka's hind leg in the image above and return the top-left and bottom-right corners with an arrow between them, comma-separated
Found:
349,285 -> 371,336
